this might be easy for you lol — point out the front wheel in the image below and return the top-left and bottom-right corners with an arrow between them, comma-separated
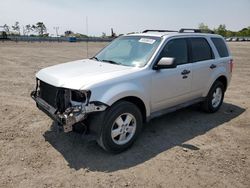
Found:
96,101 -> 143,153
202,81 -> 225,113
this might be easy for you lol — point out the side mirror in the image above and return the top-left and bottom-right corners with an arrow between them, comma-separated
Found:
153,57 -> 177,70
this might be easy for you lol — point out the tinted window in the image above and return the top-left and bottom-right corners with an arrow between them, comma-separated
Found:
190,38 -> 213,62
211,38 -> 229,57
160,39 -> 188,65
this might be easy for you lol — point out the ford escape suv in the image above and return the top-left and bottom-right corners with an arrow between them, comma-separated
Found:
31,29 -> 233,153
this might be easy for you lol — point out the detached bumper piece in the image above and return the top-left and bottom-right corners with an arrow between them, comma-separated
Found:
31,90 -> 107,133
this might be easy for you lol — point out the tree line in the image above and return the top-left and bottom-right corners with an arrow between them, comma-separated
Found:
2,22 -> 93,38
198,23 -> 250,37
2,22 -> 48,36
2,21 -> 250,38
1,21 -> 115,38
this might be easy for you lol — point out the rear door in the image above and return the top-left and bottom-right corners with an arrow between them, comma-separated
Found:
151,38 -> 193,112
211,37 -> 232,78
189,37 -> 215,96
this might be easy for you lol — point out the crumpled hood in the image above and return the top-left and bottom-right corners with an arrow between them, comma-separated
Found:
36,59 -> 135,90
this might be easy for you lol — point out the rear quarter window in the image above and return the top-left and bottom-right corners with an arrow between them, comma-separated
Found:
211,38 -> 229,57
190,38 -> 214,62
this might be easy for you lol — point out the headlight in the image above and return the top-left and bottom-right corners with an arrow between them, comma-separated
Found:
71,90 -> 91,104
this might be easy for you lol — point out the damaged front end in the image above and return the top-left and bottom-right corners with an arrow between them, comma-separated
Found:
31,79 -> 107,132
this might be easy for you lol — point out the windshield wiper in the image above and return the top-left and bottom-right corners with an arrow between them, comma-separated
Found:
90,56 -> 100,61
101,59 -> 122,65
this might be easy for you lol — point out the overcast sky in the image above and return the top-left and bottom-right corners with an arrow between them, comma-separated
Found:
0,0 -> 250,36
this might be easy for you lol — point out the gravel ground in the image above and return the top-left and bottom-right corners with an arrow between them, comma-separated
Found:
0,41 -> 249,188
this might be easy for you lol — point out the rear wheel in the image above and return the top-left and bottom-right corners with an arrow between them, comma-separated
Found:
202,81 -> 225,113
95,101 -> 143,153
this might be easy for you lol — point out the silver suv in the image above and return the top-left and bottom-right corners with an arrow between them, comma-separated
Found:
31,29 -> 233,153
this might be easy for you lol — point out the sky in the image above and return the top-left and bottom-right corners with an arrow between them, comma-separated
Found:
0,0 -> 250,36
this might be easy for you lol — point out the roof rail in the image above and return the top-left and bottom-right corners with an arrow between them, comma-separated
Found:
179,28 -> 202,33
142,29 -> 215,34
179,28 -> 215,34
142,29 -> 178,33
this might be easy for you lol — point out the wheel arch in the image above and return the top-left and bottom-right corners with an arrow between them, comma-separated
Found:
203,74 -> 228,97
114,96 -> 147,123
215,75 -> 228,90
90,82 -> 150,120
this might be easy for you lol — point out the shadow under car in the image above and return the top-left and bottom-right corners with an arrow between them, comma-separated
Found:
43,102 -> 245,172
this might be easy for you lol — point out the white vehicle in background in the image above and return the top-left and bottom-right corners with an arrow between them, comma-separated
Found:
31,28 -> 233,153
226,37 -> 232,42
232,37 -> 238,42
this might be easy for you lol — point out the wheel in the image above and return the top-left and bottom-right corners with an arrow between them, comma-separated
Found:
202,81 -> 225,113
94,101 -> 143,153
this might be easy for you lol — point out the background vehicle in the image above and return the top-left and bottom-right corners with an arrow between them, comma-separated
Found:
232,37 -> 238,42
31,28 -> 233,153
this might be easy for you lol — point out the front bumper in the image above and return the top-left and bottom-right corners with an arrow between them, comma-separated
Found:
31,90 -> 107,132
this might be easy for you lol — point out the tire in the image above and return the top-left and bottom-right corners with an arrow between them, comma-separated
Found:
91,101 -> 143,153
202,81 -> 225,113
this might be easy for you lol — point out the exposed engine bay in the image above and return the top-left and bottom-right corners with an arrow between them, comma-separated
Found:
31,79 -> 107,132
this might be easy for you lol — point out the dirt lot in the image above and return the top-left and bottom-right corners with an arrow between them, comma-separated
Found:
0,41 -> 249,188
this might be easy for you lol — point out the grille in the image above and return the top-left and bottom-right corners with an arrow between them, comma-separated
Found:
39,80 -> 58,108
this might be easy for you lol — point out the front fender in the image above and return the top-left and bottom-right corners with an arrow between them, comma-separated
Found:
90,82 -> 150,117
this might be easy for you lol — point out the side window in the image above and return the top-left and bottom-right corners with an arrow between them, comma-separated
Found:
190,38 -> 213,62
211,38 -> 229,57
160,38 -> 188,65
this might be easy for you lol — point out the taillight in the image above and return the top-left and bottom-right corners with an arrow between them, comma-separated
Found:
230,59 -> 233,73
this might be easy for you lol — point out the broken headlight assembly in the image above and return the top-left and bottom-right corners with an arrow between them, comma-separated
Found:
71,90 -> 91,104
69,90 -> 107,114
68,90 -> 91,114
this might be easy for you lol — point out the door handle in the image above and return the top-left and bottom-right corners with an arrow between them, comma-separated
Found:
181,70 -> 191,75
210,64 -> 217,69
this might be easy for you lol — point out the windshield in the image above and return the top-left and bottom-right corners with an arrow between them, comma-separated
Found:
94,36 -> 161,67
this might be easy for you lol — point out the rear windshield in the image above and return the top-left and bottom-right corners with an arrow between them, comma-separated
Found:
211,38 -> 229,57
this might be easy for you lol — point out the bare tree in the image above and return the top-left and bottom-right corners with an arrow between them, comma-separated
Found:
12,21 -> 20,35
32,22 -> 47,36
3,24 -> 10,34
25,24 -> 32,36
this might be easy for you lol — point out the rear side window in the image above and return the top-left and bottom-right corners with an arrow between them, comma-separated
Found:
211,38 -> 229,57
190,38 -> 213,62
160,38 -> 188,65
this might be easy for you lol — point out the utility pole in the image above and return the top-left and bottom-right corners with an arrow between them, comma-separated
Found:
22,25 -> 25,36
53,26 -> 59,37
53,26 -> 59,42
86,16 -> 89,58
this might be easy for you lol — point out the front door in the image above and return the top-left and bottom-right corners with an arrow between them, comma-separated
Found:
151,38 -> 192,112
